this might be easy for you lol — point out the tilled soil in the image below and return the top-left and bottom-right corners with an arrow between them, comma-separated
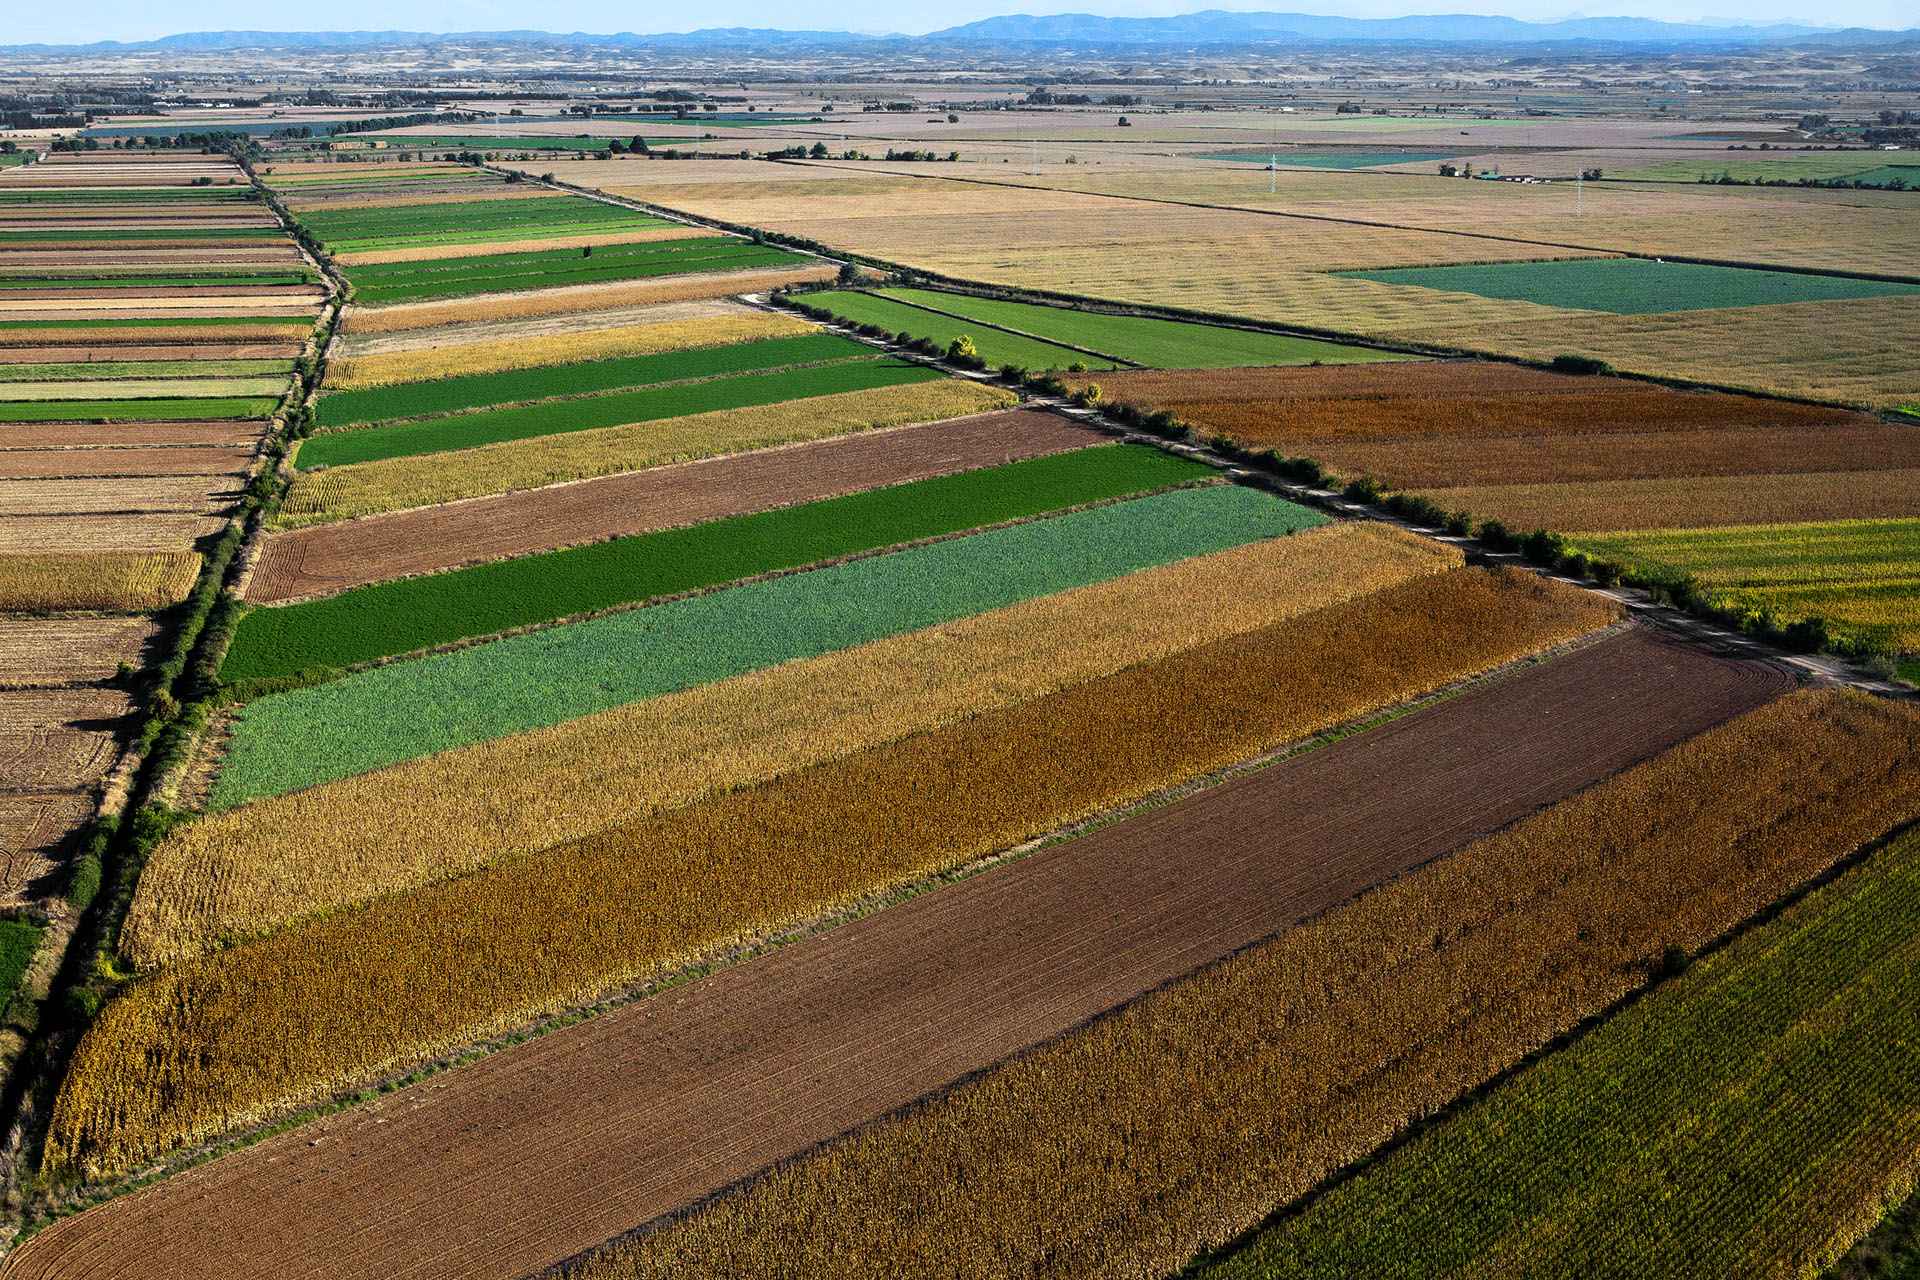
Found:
0,446 -> 257,480
0,626 -> 1791,1280
0,422 -> 263,448
246,410 -> 1103,602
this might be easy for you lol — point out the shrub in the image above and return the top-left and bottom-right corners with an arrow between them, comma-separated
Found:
1549,354 -> 1612,375
1343,475 -> 1382,504
66,855 -> 103,914
1477,519 -> 1518,552
1444,510 -> 1473,537
1072,383 -> 1103,408
1521,528 -> 1566,568
1557,550 -> 1591,580
1589,558 -> 1623,588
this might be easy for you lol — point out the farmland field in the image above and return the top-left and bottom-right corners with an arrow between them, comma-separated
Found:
294,356 -> 935,468
343,238 -> 807,305
294,194 -> 676,254
1343,256 -> 1920,313
0,395 -> 277,422
792,290 -> 1119,370
1202,148 -> 1463,168
1202,811 -> 1920,1280
221,443 -> 1213,680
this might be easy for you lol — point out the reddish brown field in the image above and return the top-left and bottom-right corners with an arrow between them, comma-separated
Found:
247,411 -> 1104,602
0,447 -> 258,481
0,422 -> 262,448
2,627 -> 1787,1280
0,286 -> 322,302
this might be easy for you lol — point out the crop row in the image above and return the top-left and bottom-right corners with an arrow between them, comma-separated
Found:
348,242 -> 805,305
295,193 -> 665,253
564,689 -> 1920,1280
880,287 -> 1401,368
326,311 -> 810,389
797,291 -> 1113,371
0,396 -> 277,423
54,563 -> 1612,1179
215,484 -> 1320,803
293,356 -> 931,469
1205,804 -> 1920,1278
0,377 -> 286,402
312,331 -> 864,427
274,378 -> 1011,527
342,235 -> 750,285
133,525 -> 1455,966
0,359 -> 294,382
221,444 -> 1212,682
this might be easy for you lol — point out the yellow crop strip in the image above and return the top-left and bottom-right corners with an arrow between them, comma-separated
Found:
0,550 -> 200,611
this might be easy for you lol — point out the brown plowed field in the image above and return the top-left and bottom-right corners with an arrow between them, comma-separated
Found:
0,446 -> 257,480
0,688 -> 132,790
0,285 -> 321,302
0,423 -> 261,448
247,410 -> 1104,602
1,627 -> 1788,1280
0,616 -> 157,689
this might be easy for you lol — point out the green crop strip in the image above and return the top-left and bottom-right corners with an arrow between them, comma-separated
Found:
800,291 -> 1119,371
1341,257 -> 1920,314
0,918 -> 44,1015
211,484 -> 1324,806
880,288 -> 1404,368
341,235 -> 741,284
1196,824 -> 1920,1280
297,195 -> 670,253
0,359 -> 294,381
346,243 -> 804,305
223,444 -> 1209,681
294,358 -> 934,469
313,332 -> 866,427
0,396 -> 277,423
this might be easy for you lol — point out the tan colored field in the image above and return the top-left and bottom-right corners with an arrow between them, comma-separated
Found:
274,379 -> 1015,526
0,514 -> 225,553
0,325 -> 309,348
54,567 -> 1614,1178
0,551 -> 199,610
281,186 -> 563,214
334,226 -> 708,266
0,447 -> 257,481
334,299 -> 738,357
0,792 -> 92,907
580,689 -> 1920,1280
0,343 -> 299,363
0,297 -> 319,316
1418,468 -> 1920,533
327,308 -> 811,388
0,477 -> 239,516
129,524 -> 1457,964
342,261 -> 836,333
0,688 -> 131,790
0,616 -> 156,688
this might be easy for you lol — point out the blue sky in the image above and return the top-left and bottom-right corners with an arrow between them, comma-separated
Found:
13,0 -> 1908,45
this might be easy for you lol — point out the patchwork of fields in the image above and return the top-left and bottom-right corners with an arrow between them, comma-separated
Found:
4,103 -> 1919,1280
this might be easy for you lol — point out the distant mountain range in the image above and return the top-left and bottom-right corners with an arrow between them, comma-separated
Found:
5,11 -> 1917,55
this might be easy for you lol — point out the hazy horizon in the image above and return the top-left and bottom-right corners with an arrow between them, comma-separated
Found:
11,0 -> 1914,46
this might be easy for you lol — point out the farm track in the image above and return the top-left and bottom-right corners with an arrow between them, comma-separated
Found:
247,409 -> 1102,602
1,626 -> 1788,1280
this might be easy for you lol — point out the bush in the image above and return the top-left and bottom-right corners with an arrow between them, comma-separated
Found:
1342,475 -> 1382,504
1444,510 -> 1472,537
66,854 -> 103,913
1781,616 -> 1832,653
1521,528 -> 1566,568
1549,354 -> 1612,375
1589,558 -> 1623,588
1557,550 -> 1591,580
1072,383 -> 1103,408
1477,519 -> 1518,552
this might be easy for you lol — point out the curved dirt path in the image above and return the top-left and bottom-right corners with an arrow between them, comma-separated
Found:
3,627 -> 1790,1280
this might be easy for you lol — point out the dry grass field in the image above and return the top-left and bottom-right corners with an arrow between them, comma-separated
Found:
1419,469 -> 1920,533
0,688 -> 132,791
0,793 -> 93,907
0,617 -> 156,689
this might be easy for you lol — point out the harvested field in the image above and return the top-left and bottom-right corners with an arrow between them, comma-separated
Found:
1419,469 -> 1920,533
327,308 -> 810,388
1204,780 -> 1920,1280
0,689 -> 132,789
141,525 -> 1455,962
0,793 -> 92,906
587,689 -> 1917,1280
33,626 -> 1783,1269
0,344 -> 300,364
332,299 -> 737,357
0,514 -> 225,554
216,485 -> 1316,804
0,551 -> 199,610
1067,361 -> 1866,447
0,422 -> 259,448
0,446 -> 257,480
340,263 -> 838,333
0,616 -> 156,688
0,327 -> 307,349
248,411 -> 1102,602
221,444 -> 1211,681
273,379 -> 1016,526
0,476 -> 239,516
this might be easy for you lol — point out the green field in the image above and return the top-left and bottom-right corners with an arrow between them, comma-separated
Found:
294,194 -> 674,254
211,483 -> 1322,807
0,396 -> 277,423
1200,149 -> 1462,169
0,359 -> 293,382
0,918 -> 43,1015
295,357 -> 935,468
1343,257 -> 1920,314
313,332 -> 865,426
796,291 -> 1119,371
1615,152 -> 1920,185
0,376 -> 285,400
881,288 -> 1406,368
1198,824 -> 1920,1280
347,238 -> 802,305
1577,518 -> 1920,652
223,445 -> 1210,682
